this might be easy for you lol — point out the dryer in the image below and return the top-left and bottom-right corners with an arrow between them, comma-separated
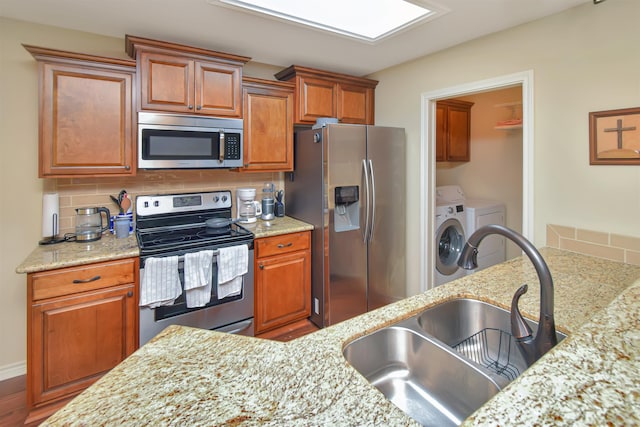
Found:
434,185 -> 467,287
465,199 -> 506,273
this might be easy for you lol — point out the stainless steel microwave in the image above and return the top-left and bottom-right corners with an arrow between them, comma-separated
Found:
138,112 -> 244,169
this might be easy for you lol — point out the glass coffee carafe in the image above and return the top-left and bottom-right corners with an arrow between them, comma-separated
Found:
238,199 -> 262,223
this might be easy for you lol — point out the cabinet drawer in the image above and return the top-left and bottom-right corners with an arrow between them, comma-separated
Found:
256,231 -> 310,258
30,258 -> 137,301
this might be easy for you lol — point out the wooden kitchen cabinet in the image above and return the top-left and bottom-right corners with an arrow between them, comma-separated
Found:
125,35 -> 250,117
436,99 -> 474,162
24,45 -> 137,178
240,77 -> 294,172
275,65 -> 377,125
254,231 -> 311,334
26,258 -> 139,424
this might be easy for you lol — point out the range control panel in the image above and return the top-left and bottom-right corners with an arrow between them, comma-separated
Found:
136,191 -> 232,217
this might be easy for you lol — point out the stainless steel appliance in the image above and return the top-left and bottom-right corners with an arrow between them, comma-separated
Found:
136,190 -> 254,345
75,206 -> 110,242
138,112 -> 243,169
286,124 -> 406,327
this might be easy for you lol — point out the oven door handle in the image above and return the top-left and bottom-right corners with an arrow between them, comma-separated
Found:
213,318 -> 253,335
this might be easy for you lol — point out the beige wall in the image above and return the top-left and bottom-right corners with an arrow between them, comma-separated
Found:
0,18 -> 283,377
436,86 -> 523,260
370,0 -> 640,293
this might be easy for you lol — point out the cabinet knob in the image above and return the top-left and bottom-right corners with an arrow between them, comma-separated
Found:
259,264 -> 264,270
196,105 -> 202,110
127,291 -> 133,298
124,165 -> 131,171
188,105 -> 194,109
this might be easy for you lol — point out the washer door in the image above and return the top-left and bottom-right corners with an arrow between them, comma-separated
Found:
436,218 -> 466,275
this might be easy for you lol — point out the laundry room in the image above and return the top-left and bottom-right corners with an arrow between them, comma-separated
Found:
435,85 -> 524,283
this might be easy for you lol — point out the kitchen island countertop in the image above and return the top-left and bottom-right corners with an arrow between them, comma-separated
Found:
15,216 -> 312,274
41,248 -> 640,426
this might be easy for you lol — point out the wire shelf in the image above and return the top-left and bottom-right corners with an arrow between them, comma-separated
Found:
452,328 -> 521,381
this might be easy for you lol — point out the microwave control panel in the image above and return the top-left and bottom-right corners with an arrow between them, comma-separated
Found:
225,133 -> 241,160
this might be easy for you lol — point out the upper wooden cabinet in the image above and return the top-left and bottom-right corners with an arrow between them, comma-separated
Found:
125,35 -> 250,117
436,99 -> 474,162
24,45 -> 137,178
275,65 -> 377,125
240,77 -> 294,172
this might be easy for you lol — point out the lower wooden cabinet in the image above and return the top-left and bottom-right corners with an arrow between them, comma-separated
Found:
26,258 -> 139,423
254,231 -> 311,335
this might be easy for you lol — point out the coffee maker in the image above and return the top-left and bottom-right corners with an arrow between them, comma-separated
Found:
236,188 -> 261,223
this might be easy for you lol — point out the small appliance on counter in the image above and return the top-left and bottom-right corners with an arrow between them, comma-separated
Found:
75,206 -> 110,242
261,182 -> 275,220
236,188 -> 261,223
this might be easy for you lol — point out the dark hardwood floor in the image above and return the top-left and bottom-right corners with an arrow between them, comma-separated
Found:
0,320 -> 319,426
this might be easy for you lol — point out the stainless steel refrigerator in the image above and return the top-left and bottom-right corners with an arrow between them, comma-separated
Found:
286,124 -> 406,328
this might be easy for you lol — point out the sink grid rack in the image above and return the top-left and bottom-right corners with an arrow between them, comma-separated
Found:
452,328 -> 521,381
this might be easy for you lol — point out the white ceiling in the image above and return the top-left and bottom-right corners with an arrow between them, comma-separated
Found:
1,0 -> 591,76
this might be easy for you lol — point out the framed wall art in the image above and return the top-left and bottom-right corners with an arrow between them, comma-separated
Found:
589,107 -> 640,165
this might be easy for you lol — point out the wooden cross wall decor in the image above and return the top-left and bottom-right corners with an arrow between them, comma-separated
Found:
589,107 -> 640,165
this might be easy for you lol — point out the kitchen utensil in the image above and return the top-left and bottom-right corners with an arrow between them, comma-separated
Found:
275,189 -> 285,217
120,195 -> 131,214
114,215 -> 130,239
205,218 -> 239,228
75,206 -> 110,242
110,195 -> 123,214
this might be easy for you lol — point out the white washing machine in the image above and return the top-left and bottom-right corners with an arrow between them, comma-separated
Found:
465,199 -> 506,273
434,185 -> 467,287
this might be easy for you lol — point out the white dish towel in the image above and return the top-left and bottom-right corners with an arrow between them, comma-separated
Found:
183,250 -> 214,308
140,256 -> 182,308
217,245 -> 248,299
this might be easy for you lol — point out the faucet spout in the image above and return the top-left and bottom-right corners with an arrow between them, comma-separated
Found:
457,224 -> 558,366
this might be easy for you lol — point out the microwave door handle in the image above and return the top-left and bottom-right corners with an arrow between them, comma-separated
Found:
219,132 -> 225,163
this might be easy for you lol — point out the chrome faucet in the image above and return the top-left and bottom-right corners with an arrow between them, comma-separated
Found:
457,224 -> 557,366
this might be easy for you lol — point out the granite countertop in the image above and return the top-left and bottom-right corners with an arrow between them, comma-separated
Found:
42,248 -> 640,426
15,216 -> 312,274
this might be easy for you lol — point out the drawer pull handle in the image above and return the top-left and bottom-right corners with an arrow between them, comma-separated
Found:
277,243 -> 293,249
72,275 -> 101,284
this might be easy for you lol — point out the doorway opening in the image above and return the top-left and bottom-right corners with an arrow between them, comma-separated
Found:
420,71 -> 534,291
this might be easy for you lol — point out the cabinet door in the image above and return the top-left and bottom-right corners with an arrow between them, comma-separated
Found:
195,60 -> 242,117
447,105 -> 471,162
29,284 -> 137,407
242,81 -> 293,171
296,75 -> 336,123
40,61 -> 135,177
139,51 -> 194,113
337,83 -> 374,124
255,251 -> 311,334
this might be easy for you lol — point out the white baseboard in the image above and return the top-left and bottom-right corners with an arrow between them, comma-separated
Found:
0,360 -> 26,381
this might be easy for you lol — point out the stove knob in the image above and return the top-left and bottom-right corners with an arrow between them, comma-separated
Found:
154,201 -> 160,207
213,196 -> 220,203
221,195 -> 228,202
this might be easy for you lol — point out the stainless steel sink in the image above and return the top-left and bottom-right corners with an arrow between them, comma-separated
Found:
343,298 -> 568,426
417,298 -> 567,381
343,325 -> 501,426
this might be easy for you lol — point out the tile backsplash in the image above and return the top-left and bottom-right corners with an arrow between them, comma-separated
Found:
547,224 -> 640,266
45,170 -> 284,235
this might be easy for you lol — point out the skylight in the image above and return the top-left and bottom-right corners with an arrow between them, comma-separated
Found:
215,0 -> 436,42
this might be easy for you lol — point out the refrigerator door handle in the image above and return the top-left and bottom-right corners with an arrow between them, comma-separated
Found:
362,159 -> 370,243
368,159 -> 376,243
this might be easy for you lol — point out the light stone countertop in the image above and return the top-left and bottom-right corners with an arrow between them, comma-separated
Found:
15,216 -> 312,274
42,248 -> 640,426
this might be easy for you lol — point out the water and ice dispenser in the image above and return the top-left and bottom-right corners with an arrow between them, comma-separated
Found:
334,185 -> 360,232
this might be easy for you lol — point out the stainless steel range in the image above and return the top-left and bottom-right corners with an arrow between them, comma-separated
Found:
136,190 -> 254,345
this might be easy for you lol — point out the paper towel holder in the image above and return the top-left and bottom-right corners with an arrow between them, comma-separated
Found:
39,213 -> 65,245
